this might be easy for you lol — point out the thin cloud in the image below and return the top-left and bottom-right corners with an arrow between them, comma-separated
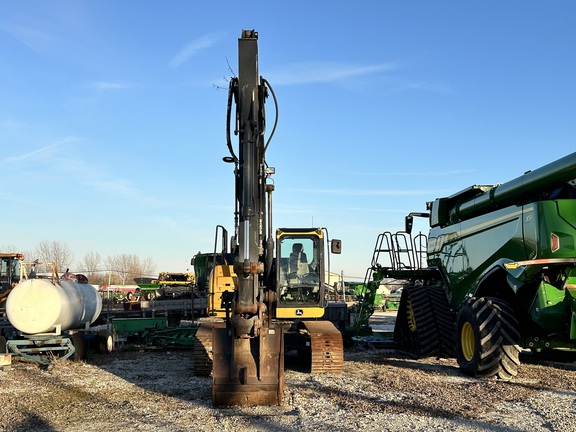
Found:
293,188 -> 449,196
346,169 -> 477,177
5,136 -> 77,162
169,31 -> 226,69
5,137 -> 150,203
58,157 -> 152,203
84,177 -> 140,197
0,119 -> 26,129
267,61 -> 399,86
405,81 -> 452,94
91,81 -> 132,90
2,22 -> 59,51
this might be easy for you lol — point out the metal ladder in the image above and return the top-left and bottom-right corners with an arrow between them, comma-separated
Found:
365,231 -> 428,282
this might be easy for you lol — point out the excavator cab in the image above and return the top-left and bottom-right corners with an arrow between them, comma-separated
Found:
276,228 -> 327,318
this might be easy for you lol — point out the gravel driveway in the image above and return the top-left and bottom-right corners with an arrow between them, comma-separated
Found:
1,312 -> 575,431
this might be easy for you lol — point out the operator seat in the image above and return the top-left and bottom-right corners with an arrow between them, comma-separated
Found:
289,243 -> 308,277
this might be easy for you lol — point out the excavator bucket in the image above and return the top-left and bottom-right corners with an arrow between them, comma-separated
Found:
212,324 -> 284,406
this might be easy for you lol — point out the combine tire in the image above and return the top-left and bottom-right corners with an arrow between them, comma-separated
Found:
456,297 -> 521,380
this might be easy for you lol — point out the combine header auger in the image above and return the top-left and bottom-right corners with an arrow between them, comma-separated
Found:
209,30 -> 343,406
371,151 -> 576,380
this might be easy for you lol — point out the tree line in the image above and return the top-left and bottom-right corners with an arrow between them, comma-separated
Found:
1,241 -> 156,287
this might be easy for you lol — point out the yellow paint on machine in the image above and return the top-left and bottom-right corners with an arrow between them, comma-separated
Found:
275,306 -> 325,319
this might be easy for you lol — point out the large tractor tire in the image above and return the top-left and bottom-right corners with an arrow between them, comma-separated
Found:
456,297 -> 521,380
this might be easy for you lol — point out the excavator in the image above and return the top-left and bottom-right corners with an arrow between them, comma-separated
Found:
203,30 -> 344,406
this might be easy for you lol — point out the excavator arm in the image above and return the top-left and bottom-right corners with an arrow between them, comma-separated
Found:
212,29 -> 284,407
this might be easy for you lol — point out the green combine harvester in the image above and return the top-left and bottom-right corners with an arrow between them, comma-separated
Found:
368,151 -> 576,380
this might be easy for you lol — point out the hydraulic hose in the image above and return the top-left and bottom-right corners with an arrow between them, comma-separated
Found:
261,77 -> 278,154
226,77 -> 239,163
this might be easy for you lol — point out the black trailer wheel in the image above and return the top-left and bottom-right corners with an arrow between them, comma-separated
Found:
0,336 -> 7,353
456,297 -> 521,380
72,333 -> 87,361
98,330 -> 114,354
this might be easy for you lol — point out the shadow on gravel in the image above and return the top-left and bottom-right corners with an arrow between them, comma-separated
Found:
520,349 -> 576,371
10,412 -> 56,432
87,349 -> 213,404
288,377 -> 527,432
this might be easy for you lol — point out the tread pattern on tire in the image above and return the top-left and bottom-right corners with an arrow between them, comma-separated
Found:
394,284 -> 455,358
456,297 -> 521,380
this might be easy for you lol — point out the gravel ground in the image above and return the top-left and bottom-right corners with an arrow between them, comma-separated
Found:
1,312 -> 576,432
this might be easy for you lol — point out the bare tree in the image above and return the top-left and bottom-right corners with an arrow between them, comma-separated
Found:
105,254 -> 156,286
77,252 -> 104,285
35,240 -> 74,273
106,254 -> 126,285
0,244 -> 20,253
140,257 -> 156,279
0,245 -> 34,261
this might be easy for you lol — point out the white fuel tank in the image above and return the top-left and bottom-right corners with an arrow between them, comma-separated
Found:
6,279 -> 102,334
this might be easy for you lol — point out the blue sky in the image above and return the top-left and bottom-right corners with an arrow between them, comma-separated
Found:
1,1 -> 575,281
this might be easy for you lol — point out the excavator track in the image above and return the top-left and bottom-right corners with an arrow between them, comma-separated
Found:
193,320 -> 225,376
298,321 -> 344,374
